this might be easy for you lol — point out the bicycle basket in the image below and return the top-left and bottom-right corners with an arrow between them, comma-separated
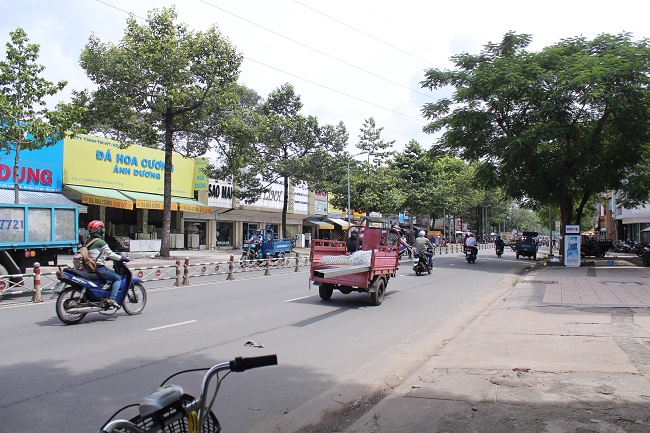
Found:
125,394 -> 221,433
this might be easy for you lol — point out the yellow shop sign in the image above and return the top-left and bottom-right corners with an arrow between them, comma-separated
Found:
63,134 -> 196,198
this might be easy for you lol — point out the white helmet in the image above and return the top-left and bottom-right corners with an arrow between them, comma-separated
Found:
419,230 -> 426,237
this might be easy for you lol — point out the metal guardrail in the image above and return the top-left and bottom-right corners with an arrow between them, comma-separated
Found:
0,246 -> 496,302
0,252 -> 312,302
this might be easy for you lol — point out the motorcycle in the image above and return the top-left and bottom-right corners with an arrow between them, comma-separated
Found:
53,256 -> 147,325
399,243 -> 413,259
465,246 -> 477,263
240,242 -> 263,266
496,245 -> 504,257
642,246 -> 650,266
413,248 -> 432,275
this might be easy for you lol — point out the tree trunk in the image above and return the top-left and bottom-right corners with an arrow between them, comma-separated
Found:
159,120 -> 173,258
282,176 -> 289,239
13,143 -> 21,204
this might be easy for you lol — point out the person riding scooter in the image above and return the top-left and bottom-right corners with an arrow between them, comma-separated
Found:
86,220 -> 129,309
414,230 -> 434,269
495,236 -> 505,256
465,233 -> 478,256
247,230 -> 263,258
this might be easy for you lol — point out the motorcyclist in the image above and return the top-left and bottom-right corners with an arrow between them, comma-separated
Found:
465,232 -> 478,255
398,232 -> 410,258
414,230 -> 434,269
247,230 -> 263,257
86,220 -> 128,309
347,228 -> 363,253
495,236 -> 505,254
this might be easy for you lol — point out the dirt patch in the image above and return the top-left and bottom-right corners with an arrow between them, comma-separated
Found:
297,388 -> 389,433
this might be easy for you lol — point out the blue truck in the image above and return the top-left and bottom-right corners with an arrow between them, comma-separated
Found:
0,203 -> 79,275
515,231 -> 538,260
241,228 -> 293,262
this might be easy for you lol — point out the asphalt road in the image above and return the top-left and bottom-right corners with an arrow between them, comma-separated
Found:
0,249 -> 535,433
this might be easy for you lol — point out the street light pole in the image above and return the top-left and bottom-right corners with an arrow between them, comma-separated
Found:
347,152 -> 365,226
347,158 -> 351,226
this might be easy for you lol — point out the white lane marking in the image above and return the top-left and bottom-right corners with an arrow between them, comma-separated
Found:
147,320 -> 197,331
285,296 -> 311,302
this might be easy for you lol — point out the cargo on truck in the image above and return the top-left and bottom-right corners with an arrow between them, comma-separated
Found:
0,203 -> 79,275
309,222 -> 399,306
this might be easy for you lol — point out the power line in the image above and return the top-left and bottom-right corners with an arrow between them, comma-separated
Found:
198,0 -> 434,100
244,57 -> 427,124
93,0 -> 429,126
293,0 -> 437,67
94,0 -> 146,21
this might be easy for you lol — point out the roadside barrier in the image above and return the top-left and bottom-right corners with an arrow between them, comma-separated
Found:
2,245 -> 497,301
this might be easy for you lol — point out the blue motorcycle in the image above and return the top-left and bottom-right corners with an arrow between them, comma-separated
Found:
53,257 -> 146,325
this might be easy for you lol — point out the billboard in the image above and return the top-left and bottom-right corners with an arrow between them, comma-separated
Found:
63,134 -> 195,197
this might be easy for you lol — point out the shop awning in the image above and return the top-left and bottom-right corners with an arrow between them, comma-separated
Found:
122,191 -> 178,211
65,185 -> 133,210
327,217 -> 350,228
0,189 -> 88,213
306,219 -> 334,229
171,196 -> 213,214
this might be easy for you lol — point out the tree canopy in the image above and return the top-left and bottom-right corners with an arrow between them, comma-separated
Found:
77,7 -> 243,256
0,28 -> 84,203
421,31 -> 650,231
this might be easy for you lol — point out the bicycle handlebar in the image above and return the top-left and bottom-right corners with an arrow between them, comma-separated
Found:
230,355 -> 278,372
99,355 -> 278,433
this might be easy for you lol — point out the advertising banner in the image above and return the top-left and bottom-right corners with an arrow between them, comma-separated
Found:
564,225 -> 581,267
564,235 -> 581,267
194,158 -> 208,191
0,139 -> 64,192
63,134 -> 195,197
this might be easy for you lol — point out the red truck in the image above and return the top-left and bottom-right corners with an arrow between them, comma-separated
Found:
309,224 -> 400,306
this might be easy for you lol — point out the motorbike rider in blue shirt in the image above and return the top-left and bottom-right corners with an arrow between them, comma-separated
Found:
248,230 -> 263,257
86,220 -> 128,309
414,230 -> 434,269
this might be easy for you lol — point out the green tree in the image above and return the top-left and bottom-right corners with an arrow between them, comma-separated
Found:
355,117 -> 395,215
77,7 -> 243,257
255,83 -> 346,237
421,31 -> 650,233
0,28 -> 84,203
390,140 -> 435,229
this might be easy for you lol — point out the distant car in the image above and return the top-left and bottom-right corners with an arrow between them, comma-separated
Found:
516,231 -> 538,260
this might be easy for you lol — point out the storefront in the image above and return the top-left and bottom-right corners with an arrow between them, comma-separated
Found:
62,134 -> 211,251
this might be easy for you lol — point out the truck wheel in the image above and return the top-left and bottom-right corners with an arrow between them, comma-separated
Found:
516,252 -> 520,259
319,284 -> 333,301
533,253 -> 536,260
369,279 -> 386,306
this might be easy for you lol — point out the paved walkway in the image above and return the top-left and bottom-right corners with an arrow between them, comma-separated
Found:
346,256 -> 650,433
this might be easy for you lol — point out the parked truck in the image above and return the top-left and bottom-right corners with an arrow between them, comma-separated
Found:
0,203 -> 79,275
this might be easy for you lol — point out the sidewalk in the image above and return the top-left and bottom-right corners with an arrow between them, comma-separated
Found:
346,255 -> 650,433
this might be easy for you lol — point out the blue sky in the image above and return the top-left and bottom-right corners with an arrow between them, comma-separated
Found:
2,0 -> 648,154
